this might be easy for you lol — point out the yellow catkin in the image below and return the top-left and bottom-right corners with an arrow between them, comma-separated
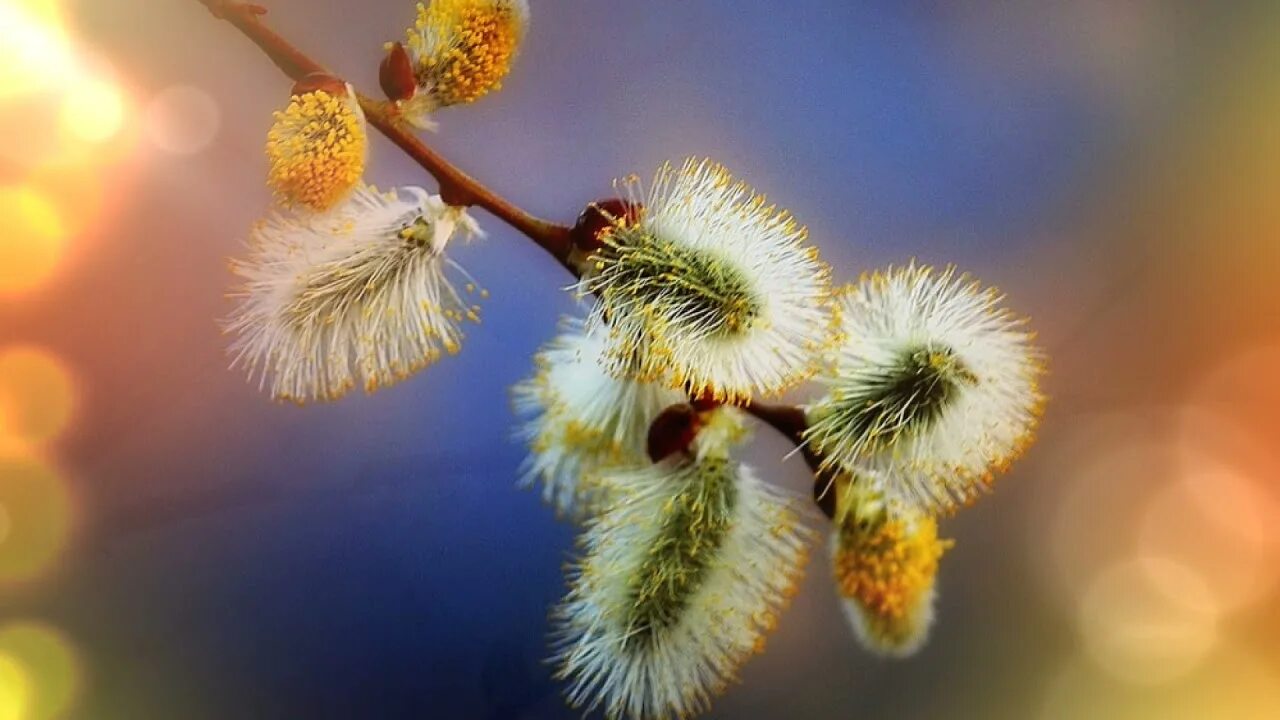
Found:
834,515 -> 951,619
412,0 -> 523,107
265,90 -> 366,211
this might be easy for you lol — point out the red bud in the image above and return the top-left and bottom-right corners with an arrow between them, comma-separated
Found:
647,404 -> 702,463
380,42 -> 417,103
571,199 -> 641,254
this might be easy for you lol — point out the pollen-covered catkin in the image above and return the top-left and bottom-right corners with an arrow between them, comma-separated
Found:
394,0 -> 530,128
265,87 -> 367,212
832,483 -> 952,657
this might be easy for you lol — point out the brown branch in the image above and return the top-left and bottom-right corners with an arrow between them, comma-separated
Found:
197,0 -> 836,519
743,400 -> 836,519
195,0 -> 575,272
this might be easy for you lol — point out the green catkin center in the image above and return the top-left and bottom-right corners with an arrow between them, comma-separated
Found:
400,216 -> 435,248
623,457 -> 738,648
602,228 -> 763,337
826,345 -> 977,453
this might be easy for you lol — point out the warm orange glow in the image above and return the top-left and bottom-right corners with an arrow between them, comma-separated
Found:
1077,556 -> 1218,686
1187,342 -> 1280,449
1036,415 -> 1174,605
0,186 -> 66,296
0,96 -> 70,170
20,160 -> 106,239
1040,650 -> 1280,720
0,653 -> 29,720
1138,477 -> 1278,613
0,623 -> 79,720
0,1 -> 73,99
1181,344 -> 1280,537
59,77 -> 126,144
144,85 -> 221,156
0,347 -> 75,451
0,457 -> 71,584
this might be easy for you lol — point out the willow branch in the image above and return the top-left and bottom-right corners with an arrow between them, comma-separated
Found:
197,0 -> 835,518
743,400 -> 836,519
195,0 -> 575,271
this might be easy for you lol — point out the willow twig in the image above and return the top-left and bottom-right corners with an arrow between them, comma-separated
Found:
743,400 -> 835,519
193,0 -> 831,517
196,0 -> 574,270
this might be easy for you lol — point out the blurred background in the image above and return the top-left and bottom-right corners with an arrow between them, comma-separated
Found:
2,0 -> 1279,717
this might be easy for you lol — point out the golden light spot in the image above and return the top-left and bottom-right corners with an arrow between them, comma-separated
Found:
144,84 -> 220,156
1039,650 -> 1280,720
1032,415 -> 1174,609
0,653 -> 29,720
0,1 -> 72,98
1181,343 -> 1280,543
1175,405 -> 1279,530
0,347 -> 75,450
59,77 -> 126,144
1077,556 -> 1217,686
1138,469 -> 1277,613
0,623 -> 79,720
265,89 -> 366,211
22,159 -> 107,239
0,457 -> 72,584
0,186 -> 66,296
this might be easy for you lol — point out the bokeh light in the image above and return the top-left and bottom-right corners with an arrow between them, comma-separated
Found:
0,457 -> 71,584
1138,464 -> 1279,613
0,653 -> 29,720
0,186 -> 66,296
59,77 -> 126,144
0,623 -> 80,720
1077,556 -> 1218,686
0,1 -> 73,98
19,159 -> 106,239
0,346 -> 75,452
144,84 -> 220,156
1180,344 -> 1280,544
1185,342 -> 1280,455
1040,650 -> 1280,720
1036,414 -> 1174,604
0,1 -> 138,296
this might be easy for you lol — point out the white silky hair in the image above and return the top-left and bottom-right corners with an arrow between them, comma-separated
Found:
807,263 -> 1045,514
552,459 -> 811,720
227,185 -> 484,403
510,317 -> 684,517
585,158 -> 834,402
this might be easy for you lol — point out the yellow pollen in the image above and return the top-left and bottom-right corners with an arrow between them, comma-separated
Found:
834,516 -> 952,620
413,1 -> 523,107
265,90 -> 366,211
